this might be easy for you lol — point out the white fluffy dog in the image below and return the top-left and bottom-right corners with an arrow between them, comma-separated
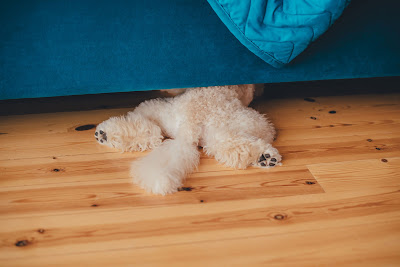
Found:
95,84 -> 281,195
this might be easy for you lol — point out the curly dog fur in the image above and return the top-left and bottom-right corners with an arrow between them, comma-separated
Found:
95,84 -> 281,195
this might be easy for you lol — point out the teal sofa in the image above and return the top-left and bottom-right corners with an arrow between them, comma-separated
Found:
0,0 -> 399,100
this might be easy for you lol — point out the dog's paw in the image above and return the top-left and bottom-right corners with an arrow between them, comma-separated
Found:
256,146 -> 282,168
95,129 -> 107,144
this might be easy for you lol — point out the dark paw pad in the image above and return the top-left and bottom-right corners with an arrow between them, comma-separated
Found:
258,152 -> 280,168
95,130 -> 107,143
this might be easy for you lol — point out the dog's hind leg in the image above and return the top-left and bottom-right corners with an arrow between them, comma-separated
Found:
203,130 -> 281,169
203,133 -> 261,169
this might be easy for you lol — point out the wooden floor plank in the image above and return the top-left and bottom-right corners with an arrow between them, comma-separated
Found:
0,164 -> 322,219
0,153 -> 136,189
9,221 -> 396,267
0,108 -> 131,137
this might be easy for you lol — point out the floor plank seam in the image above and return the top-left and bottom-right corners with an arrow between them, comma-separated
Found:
305,155 -> 400,168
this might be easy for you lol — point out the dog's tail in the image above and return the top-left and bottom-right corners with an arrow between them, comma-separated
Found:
130,138 -> 200,195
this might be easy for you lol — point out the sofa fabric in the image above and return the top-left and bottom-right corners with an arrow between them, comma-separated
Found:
0,0 -> 399,100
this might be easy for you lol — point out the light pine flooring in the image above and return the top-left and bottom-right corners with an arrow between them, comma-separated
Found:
0,92 -> 399,266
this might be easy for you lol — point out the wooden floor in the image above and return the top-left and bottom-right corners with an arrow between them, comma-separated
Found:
0,92 -> 399,266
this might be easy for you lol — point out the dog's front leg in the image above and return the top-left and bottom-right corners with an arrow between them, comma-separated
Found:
95,113 -> 163,152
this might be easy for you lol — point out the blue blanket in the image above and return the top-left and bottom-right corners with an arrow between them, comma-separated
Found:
208,0 -> 350,68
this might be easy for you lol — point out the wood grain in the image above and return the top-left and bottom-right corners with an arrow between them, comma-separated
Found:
1,190 -> 399,264
0,93 -> 399,266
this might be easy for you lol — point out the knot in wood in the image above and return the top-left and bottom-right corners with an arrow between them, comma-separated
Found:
75,124 -> 96,131
15,240 -> 30,247
274,214 -> 285,220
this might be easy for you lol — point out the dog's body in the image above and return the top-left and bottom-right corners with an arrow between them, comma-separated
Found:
96,84 -> 281,195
